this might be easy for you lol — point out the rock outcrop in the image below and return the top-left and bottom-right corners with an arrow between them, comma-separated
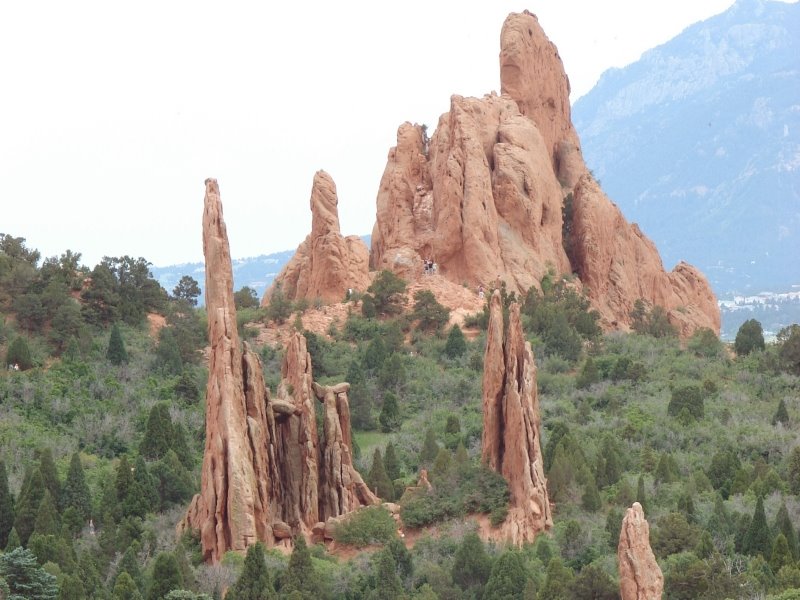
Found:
264,171 -> 370,305
369,10 -> 719,337
618,502 -> 664,600
181,179 -> 377,562
482,290 -> 552,545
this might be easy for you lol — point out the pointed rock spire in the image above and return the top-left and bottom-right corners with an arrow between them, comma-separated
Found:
618,502 -> 664,600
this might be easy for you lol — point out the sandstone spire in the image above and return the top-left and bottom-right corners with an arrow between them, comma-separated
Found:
618,502 -> 664,600
263,170 -> 370,305
482,290 -> 552,545
369,11 -> 719,338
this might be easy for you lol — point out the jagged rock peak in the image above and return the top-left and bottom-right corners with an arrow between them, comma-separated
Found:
481,290 -> 552,546
618,502 -> 664,600
263,170 -> 370,305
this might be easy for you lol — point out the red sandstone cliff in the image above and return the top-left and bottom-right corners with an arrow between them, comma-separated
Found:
618,502 -> 664,600
482,290 -> 552,545
369,10 -> 719,337
264,170 -> 370,305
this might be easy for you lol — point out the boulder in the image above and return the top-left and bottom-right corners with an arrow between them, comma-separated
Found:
618,502 -> 664,600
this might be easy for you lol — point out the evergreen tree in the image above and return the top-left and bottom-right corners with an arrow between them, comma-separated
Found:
0,460 -> 15,548
132,455 -> 159,509
0,547 -> 58,600
569,564 -> 616,600
367,449 -> 394,501
432,448 -> 452,480
367,270 -> 407,316
484,549 -> 527,600
148,552 -> 183,600
384,443 -> 401,482
5,528 -> 21,551
581,476 -> 602,512
695,530 -> 715,559
225,542 -> 275,600
595,435 -> 622,488
379,392 -> 401,433
386,537 -> 413,580
443,415 -> 461,450
174,370 -> 200,404
707,494 -> 733,537
107,323 -> 129,365
412,289 -> 450,332
61,507 -> 84,538
378,353 -> 406,391
61,453 -> 91,522
57,574 -> 86,600
576,357 -> 600,389
372,549 -> 403,600
773,398 -> 790,426
536,557 -> 574,600
734,319 -> 765,356
774,502 -> 799,560
154,327 -> 183,376
171,423 -> 194,469
33,490 -> 60,536
151,450 -> 194,509
172,276 -> 201,306
454,442 -> 469,465
140,404 -> 174,461
282,536 -> 322,598
115,456 -> 135,511
452,532 -> 492,597
771,533 -> 793,572
116,544 -> 144,594
636,474 -> 647,515
742,496 -> 772,559
419,428 -> 439,466
14,466 -> 45,545
37,448 -> 61,510
444,325 -> 467,359
113,571 -> 144,600
346,360 -> 374,430
605,508 -> 623,549
5,336 -> 33,370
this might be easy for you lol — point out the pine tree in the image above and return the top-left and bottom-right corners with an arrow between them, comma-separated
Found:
742,496 -> 772,559
140,404 -> 174,460
419,428 -> 439,466
154,327 -> 183,376
147,552 -> 183,600
62,453 -> 91,522
107,323 -> 129,365
443,415 -> 461,450
0,460 -> 15,548
771,533 -> 792,572
132,455 -> 159,510
37,448 -> 61,510
386,537 -> 413,580
536,557 -> 574,600
379,392 -> 401,433
225,542 -> 275,600
581,476 -> 602,512
444,325 -> 467,358
695,530 -> 715,559
452,532 -> 492,596
774,502 -> 799,560
432,448 -> 452,480
171,423 -> 194,469
773,398 -> 790,426
367,449 -> 394,501
113,571 -> 143,600
116,544 -> 144,594
636,474 -> 648,515
5,336 -> 33,370
57,574 -> 86,600
33,490 -> 60,536
484,549 -> 527,599
282,536 -> 322,598
346,360 -> 374,430
576,357 -> 600,389
14,466 -> 45,545
0,547 -> 58,600
5,527 -> 21,551
384,443 -> 401,482
115,456 -> 134,508
454,441 -> 469,465
151,450 -> 194,509
372,548 -> 403,600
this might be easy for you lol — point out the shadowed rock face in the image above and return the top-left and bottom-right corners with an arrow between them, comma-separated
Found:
482,290 -> 552,546
181,180 -> 377,562
263,170 -> 370,305
618,502 -> 664,600
370,11 -> 719,338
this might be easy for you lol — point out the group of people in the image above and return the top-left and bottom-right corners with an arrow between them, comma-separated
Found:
423,258 -> 437,275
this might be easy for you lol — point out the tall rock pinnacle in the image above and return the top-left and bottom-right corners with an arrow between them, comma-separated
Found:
618,502 -> 664,600
263,170 -> 370,305
482,290 -> 552,545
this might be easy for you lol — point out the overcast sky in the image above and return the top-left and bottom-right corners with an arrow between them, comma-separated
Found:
2,0 -> 762,268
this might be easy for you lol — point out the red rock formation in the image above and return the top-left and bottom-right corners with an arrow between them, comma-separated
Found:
182,180 -> 376,562
369,10 -> 719,337
264,171 -> 370,305
482,290 -> 552,546
618,502 -> 664,600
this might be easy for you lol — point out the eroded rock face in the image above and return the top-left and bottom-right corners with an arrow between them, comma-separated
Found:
482,290 -> 552,546
369,10 -> 719,337
264,171 -> 370,305
181,180 -> 375,562
618,502 -> 664,600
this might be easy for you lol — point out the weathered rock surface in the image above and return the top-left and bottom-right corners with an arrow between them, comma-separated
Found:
181,180 -> 376,562
369,10 -> 719,337
264,171 -> 370,305
618,502 -> 664,600
482,290 -> 552,546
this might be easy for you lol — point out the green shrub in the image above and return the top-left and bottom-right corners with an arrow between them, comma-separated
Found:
332,506 -> 397,547
667,384 -> 704,421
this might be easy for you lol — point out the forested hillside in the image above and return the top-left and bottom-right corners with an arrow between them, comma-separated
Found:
1,233 -> 800,599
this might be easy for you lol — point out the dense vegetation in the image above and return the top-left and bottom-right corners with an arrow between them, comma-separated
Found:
1,233 -> 800,599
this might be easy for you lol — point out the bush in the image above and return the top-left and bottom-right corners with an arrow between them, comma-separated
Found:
332,506 -> 397,547
667,384 -> 704,421
412,290 -> 450,332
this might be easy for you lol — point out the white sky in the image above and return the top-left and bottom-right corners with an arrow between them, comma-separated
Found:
1,0 -> 752,267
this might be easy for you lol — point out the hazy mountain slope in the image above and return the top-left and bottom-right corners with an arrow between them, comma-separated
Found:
573,0 -> 800,295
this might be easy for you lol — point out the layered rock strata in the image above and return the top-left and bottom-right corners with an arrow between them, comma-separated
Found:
482,290 -> 552,545
181,179 -> 376,562
618,502 -> 664,600
370,10 -> 719,336
264,170 -> 370,305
